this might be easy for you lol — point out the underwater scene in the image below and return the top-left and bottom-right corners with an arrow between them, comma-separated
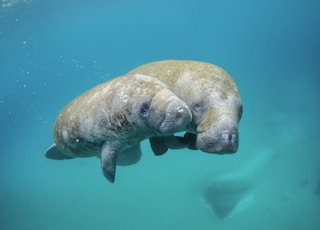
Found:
0,0 -> 319,229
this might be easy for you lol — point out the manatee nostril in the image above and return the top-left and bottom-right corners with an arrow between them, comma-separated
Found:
222,132 -> 238,143
176,108 -> 183,119
231,133 -> 237,143
176,106 -> 189,120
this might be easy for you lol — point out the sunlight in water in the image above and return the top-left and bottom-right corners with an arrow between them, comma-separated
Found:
1,0 -> 31,8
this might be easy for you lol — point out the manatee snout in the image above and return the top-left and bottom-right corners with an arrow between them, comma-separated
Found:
221,131 -> 238,148
196,118 -> 239,154
197,128 -> 239,154
149,89 -> 192,135
160,100 -> 191,133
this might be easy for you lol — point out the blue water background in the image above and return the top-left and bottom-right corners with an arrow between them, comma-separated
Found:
1,0 -> 320,229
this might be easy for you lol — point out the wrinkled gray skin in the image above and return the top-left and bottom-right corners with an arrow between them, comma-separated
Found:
44,74 -> 192,183
129,60 -> 242,155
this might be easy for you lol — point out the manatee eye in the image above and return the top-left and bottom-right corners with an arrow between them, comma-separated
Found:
193,102 -> 204,113
140,102 -> 150,118
194,104 -> 201,112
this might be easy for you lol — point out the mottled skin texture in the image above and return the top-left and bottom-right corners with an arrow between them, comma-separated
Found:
129,60 -> 242,154
45,74 -> 192,183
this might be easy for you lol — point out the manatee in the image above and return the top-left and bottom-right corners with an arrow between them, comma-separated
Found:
44,73 -> 192,183
129,60 -> 242,154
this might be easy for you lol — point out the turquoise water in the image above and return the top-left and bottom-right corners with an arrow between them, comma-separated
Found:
1,0 -> 320,229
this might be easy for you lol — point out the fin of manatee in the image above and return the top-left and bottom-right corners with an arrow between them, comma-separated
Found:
150,136 -> 169,155
150,135 -> 192,156
117,143 -> 142,166
183,132 -> 198,150
45,144 -> 74,160
164,135 -> 189,149
101,141 -> 119,183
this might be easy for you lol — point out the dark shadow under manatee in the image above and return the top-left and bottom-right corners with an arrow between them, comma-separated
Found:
203,179 -> 252,220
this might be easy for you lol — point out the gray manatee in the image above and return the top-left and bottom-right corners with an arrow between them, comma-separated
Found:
129,60 -> 242,154
44,73 -> 192,183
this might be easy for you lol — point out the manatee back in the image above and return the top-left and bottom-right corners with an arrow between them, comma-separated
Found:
129,60 -> 240,107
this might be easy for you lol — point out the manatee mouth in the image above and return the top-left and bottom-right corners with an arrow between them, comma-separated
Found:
199,141 -> 238,154
196,130 -> 239,154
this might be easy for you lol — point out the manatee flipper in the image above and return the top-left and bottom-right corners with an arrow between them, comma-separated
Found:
150,137 -> 169,155
164,135 -> 190,150
183,132 -> 198,150
149,135 -> 190,155
101,142 -> 120,183
45,144 -> 74,160
117,143 -> 142,166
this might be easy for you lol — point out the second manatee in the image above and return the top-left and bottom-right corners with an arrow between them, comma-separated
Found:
129,60 -> 242,155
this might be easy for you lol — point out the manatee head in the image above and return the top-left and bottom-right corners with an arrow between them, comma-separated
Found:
192,88 -> 243,154
143,88 -> 192,135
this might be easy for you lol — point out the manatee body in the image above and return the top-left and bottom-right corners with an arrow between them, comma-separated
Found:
129,60 -> 242,154
45,73 -> 192,183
